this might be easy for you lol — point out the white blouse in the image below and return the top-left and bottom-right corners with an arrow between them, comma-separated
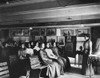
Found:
26,48 -> 34,56
45,48 -> 57,59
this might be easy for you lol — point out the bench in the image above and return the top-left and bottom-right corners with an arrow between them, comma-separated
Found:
0,62 -> 10,78
29,56 -> 48,78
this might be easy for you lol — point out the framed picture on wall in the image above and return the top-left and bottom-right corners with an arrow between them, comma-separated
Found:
61,29 -> 74,36
58,36 -> 65,46
46,28 -> 56,36
40,28 -> 46,36
16,29 -> 23,36
46,36 -> 57,42
30,29 -> 40,36
9,29 -> 23,36
35,36 -> 45,42
76,29 -> 89,36
22,29 -> 29,36
13,36 -> 21,42
9,29 -> 16,37
66,43 -> 73,51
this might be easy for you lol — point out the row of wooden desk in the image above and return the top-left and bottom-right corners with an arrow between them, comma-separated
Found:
88,55 -> 100,78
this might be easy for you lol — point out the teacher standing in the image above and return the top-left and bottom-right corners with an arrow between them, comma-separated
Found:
82,34 -> 92,75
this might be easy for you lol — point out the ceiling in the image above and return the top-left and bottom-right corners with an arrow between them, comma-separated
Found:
0,0 -> 100,27
0,0 -> 100,6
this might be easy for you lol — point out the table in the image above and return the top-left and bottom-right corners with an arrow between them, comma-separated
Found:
88,55 -> 100,78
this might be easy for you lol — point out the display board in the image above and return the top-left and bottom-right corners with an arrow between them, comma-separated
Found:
64,36 -> 76,57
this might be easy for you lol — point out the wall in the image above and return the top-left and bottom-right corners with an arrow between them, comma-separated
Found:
91,26 -> 100,53
0,29 -> 9,42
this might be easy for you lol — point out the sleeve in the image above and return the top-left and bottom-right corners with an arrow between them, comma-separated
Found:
45,49 -> 57,59
40,50 -> 48,62
89,41 -> 92,55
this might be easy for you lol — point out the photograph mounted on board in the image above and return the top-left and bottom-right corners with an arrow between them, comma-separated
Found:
22,29 -> 29,36
30,29 -> 40,36
35,36 -> 45,42
47,36 -> 57,43
46,28 -> 56,36
58,36 -> 65,46
61,29 -> 74,36
76,29 -> 89,37
9,29 -> 23,36
40,28 -> 46,36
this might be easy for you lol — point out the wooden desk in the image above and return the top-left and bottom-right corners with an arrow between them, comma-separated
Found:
88,55 -> 100,78
29,56 -> 47,78
29,65 -> 47,78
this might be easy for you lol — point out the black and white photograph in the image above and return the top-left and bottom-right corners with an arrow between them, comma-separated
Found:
76,29 -> 89,36
61,29 -> 74,36
58,36 -> 65,46
30,28 -> 40,36
40,28 -> 46,36
46,36 -> 57,42
0,0 -> 100,78
46,28 -> 56,36
22,29 -> 29,36
35,36 -> 45,42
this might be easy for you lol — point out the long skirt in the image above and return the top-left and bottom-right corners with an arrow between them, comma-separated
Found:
82,54 -> 88,75
46,62 -> 60,78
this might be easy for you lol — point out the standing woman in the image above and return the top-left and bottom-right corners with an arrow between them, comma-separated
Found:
82,34 -> 92,75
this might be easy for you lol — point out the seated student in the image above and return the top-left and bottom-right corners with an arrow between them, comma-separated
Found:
56,42 -> 71,72
39,42 -> 60,78
25,42 -> 34,56
18,43 -> 28,76
33,41 -> 40,56
51,42 -> 66,74
18,43 -> 32,76
30,41 -> 35,49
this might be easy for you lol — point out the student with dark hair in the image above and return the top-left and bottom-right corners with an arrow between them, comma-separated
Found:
33,41 -> 40,56
18,43 -> 30,76
30,41 -> 35,49
25,42 -> 33,56
53,42 -> 71,72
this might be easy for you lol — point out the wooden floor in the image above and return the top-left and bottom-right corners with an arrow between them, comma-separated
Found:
5,64 -> 100,78
59,64 -> 100,78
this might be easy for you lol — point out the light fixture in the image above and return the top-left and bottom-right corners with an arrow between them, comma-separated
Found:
29,27 -> 32,30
